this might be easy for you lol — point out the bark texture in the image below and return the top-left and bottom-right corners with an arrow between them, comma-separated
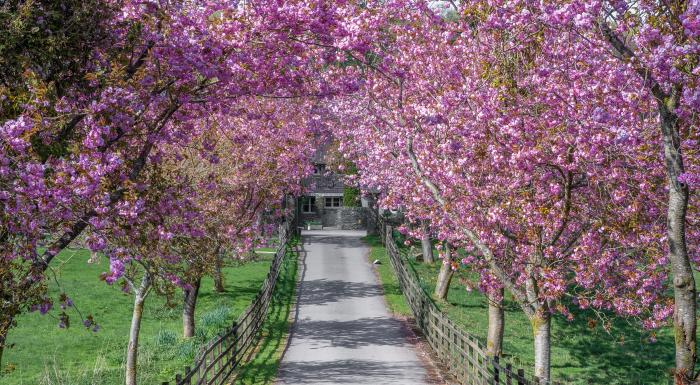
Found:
213,255 -> 225,293
600,22 -> 697,382
125,274 -> 151,385
183,277 -> 201,338
0,316 -> 9,368
434,244 -> 453,300
659,106 -> 697,380
420,220 -> 434,263
0,331 -> 5,369
531,313 -> 551,383
486,288 -> 504,357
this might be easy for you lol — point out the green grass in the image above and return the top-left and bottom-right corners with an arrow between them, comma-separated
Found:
235,239 -> 299,384
364,235 -> 411,316
2,248 -> 277,385
363,234 -> 681,385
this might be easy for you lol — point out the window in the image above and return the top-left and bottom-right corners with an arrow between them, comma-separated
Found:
313,164 -> 326,174
325,196 -> 342,208
302,197 -> 316,213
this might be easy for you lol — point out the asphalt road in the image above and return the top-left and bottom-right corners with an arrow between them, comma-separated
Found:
276,230 -> 432,385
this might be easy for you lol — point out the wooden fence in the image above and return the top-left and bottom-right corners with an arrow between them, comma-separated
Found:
378,220 -> 559,385
163,220 -> 297,385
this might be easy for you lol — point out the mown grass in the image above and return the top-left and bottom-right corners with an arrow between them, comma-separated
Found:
363,234 -> 682,385
364,234 -> 411,316
2,248 -> 277,385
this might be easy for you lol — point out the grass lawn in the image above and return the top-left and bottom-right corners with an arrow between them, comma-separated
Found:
2,247 -> 280,385
363,234 -> 681,385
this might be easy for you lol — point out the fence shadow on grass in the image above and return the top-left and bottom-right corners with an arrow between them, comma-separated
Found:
164,221 -> 298,385
232,240 -> 299,385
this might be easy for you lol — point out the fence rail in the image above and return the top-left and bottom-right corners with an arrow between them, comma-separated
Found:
163,220 -> 297,385
378,219 -> 558,385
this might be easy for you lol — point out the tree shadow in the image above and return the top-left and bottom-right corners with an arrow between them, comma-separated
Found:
277,359 -> 428,384
297,279 -> 384,306
302,233 -> 368,249
552,306 -> 674,385
290,316 -> 413,349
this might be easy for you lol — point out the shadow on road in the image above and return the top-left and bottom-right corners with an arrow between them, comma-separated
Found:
297,279 -> 383,306
277,359 -> 426,384
292,317 -> 412,348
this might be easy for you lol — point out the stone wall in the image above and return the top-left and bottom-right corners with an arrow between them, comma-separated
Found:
336,207 -> 367,230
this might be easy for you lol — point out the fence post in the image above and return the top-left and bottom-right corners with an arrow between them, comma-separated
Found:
517,369 -> 525,385
231,322 -> 238,371
493,356 -> 500,385
184,366 -> 192,385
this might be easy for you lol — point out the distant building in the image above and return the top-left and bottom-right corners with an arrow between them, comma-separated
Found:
298,147 -> 367,230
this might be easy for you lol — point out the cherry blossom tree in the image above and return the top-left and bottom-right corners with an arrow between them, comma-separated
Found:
0,0 -> 350,366
171,98 -> 316,338
331,1 -> 680,380
583,1 -> 700,380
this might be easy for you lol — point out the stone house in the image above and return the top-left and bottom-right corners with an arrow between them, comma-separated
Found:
298,147 -> 368,230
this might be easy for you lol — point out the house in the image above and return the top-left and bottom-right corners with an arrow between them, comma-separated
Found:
298,147 -> 368,230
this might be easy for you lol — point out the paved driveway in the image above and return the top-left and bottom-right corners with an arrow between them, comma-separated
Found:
276,230 -> 433,385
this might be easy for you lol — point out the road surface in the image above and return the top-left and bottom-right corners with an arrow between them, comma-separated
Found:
276,230 -> 434,385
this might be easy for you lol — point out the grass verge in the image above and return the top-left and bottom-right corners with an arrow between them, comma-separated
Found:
234,238 -> 299,385
2,248 -> 277,385
364,234 -> 411,316
362,234 -> 681,385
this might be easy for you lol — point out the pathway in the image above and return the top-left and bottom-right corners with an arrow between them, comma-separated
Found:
276,230 -> 435,385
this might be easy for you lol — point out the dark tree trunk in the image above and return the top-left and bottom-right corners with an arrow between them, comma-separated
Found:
183,277 -> 201,338
0,327 -> 6,368
213,255 -> 225,293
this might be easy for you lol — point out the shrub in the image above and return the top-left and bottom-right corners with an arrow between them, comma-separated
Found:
154,329 -> 178,349
342,187 -> 361,207
176,340 -> 198,359
199,306 -> 231,332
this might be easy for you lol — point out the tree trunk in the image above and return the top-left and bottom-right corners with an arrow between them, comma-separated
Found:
183,277 -> 201,338
434,244 -> 453,300
530,313 -> 551,383
602,27 -> 696,380
657,106 -> 697,381
213,255 -> 225,293
0,327 -> 6,368
0,313 -> 11,369
486,288 -> 504,357
420,221 -> 434,263
126,275 -> 151,385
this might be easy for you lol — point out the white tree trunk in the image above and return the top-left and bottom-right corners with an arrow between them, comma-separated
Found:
125,274 -> 151,385
420,221 -> 434,263
434,244 -> 453,299
486,288 -> 504,357
531,313 -> 551,383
